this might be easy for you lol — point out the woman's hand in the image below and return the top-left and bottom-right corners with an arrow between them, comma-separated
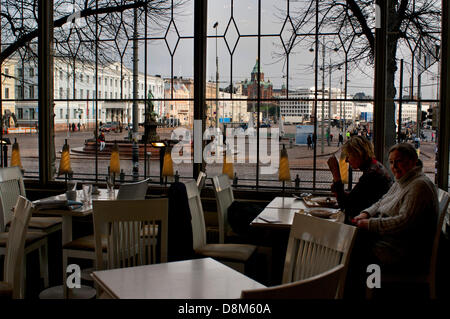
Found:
327,155 -> 341,182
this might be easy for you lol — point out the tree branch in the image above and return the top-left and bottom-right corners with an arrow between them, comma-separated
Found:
346,0 -> 374,53
0,0 -> 152,64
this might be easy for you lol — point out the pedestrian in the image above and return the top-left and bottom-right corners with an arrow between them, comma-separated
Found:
312,133 -> 317,148
330,133 -> 333,142
72,123 -> 76,132
77,122 -> 81,132
307,134 -> 312,150
431,131 -> 434,142
346,131 -> 351,140
98,132 -> 106,151
338,132 -> 344,146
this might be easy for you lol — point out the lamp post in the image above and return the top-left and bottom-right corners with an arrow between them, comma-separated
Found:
312,42 -> 338,153
67,62 -> 70,138
213,22 -> 219,129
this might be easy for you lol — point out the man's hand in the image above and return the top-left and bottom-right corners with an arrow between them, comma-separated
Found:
327,155 -> 341,182
351,212 -> 369,229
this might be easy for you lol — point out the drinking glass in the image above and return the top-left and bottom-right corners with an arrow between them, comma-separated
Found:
82,184 -> 92,205
106,176 -> 115,199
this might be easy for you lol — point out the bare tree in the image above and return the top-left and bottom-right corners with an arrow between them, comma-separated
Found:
280,0 -> 440,156
0,0 -> 184,176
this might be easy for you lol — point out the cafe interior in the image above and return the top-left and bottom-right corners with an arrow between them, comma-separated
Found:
1,0 -> 450,301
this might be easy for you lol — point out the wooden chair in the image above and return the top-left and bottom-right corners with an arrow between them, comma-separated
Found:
0,167 -> 50,294
196,171 -> 207,192
283,213 -> 357,298
61,178 -> 150,293
92,199 -> 168,298
116,178 -> 149,200
0,196 -> 34,299
185,180 -> 256,274
211,174 -> 234,244
0,167 -> 61,235
241,264 -> 345,299
367,188 -> 450,299
92,199 -> 168,270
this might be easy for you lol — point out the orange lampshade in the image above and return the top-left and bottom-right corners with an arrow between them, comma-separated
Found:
222,151 -> 234,179
162,149 -> 174,177
58,142 -> 72,175
278,145 -> 291,182
10,139 -> 22,168
109,143 -> 120,174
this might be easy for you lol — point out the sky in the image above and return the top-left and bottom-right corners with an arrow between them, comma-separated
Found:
131,0 -> 439,99
133,0 -> 377,96
4,0 -> 437,99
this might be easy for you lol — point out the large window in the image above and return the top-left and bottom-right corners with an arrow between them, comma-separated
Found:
0,0 -> 444,191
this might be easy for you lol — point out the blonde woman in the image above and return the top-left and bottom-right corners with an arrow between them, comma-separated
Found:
327,136 -> 392,221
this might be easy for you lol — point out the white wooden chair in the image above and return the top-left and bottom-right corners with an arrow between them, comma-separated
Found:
92,199 -> 168,298
241,264 -> 345,299
185,180 -> 256,274
211,174 -> 234,244
0,196 -> 34,299
93,199 -> 168,270
283,213 -> 357,298
367,188 -> 450,299
0,167 -> 61,235
0,167 -> 50,294
116,178 -> 149,200
60,180 -> 150,298
196,171 -> 207,192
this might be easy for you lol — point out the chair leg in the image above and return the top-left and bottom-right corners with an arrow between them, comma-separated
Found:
21,254 -> 27,299
39,241 -> 49,288
63,250 -> 68,299
429,281 -> 436,299
365,286 -> 374,299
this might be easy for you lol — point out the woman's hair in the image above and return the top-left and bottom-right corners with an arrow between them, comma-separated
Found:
342,136 -> 375,162
388,143 -> 418,163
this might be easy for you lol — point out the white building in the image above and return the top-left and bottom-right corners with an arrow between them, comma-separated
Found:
218,91 -> 250,123
14,57 -> 165,131
279,87 -> 355,123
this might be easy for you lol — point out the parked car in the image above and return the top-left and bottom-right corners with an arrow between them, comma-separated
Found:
100,123 -> 118,132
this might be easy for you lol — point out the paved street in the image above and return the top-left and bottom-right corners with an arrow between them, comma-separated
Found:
2,124 -> 437,189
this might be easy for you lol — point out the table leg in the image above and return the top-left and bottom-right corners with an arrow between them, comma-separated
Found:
62,215 -> 73,246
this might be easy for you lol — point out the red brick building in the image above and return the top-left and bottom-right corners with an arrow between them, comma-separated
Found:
241,59 -> 274,118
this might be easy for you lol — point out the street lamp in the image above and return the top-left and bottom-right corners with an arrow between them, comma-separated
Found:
213,22 -> 219,128
311,41 -> 338,154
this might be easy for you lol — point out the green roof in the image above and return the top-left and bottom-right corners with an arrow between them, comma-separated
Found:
251,59 -> 261,74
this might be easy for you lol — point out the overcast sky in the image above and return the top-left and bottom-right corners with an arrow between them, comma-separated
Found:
130,0 -> 438,99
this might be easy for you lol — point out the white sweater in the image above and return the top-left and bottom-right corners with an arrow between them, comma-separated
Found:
365,166 -> 438,235
363,166 -> 438,264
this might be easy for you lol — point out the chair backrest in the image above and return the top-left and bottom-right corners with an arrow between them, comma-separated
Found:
431,189 -> 450,275
184,180 -> 207,250
0,167 -> 26,232
116,178 -> 149,200
196,171 -> 207,191
4,196 -> 33,299
283,213 -> 357,298
93,199 -> 168,270
211,174 -> 234,244
241,264 -> 345,299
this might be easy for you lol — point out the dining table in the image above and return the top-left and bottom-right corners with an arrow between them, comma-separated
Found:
250,196 -> 344,285
251,196 -> 344,229
33,188 -> 118,246
91,257 -> 266,299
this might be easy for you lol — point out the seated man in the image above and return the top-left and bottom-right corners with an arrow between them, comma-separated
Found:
347,143 -> 438,296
